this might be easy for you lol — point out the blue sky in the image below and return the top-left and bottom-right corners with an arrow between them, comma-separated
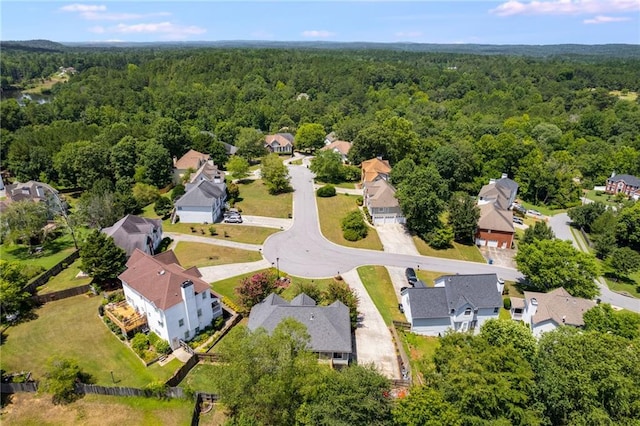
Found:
2,1 -> 639,44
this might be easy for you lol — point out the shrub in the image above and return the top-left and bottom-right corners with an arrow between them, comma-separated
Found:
343,229 -> 361,241
171,184 -> 185,201
144,381 -> 168,400
148,332 -> 161,347
427,226 -> 454,249
154,196 -> 173,218
316,185 -> 336,197
227,183 -> 240,200
503,298 -> 512,310
355,196 -> 363,206
213,315 -> 225,330
342,165 -> 361,182
131,333 -> 149,355
209,226 -> 217,236
341,210 -> 368,241
155,340 -> 171,355
41,358 -> 92,405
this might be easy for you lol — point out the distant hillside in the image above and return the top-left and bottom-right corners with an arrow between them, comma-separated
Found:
1,39 -> 66,52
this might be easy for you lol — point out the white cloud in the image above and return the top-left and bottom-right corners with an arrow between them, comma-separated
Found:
301,30 -> 335,38
584,14 -> 632,23
113,22 -> 206,37
81,11 -> 171,21
60,4 -> 106,13
395,31 -> 423,38
491,0 -> 640,16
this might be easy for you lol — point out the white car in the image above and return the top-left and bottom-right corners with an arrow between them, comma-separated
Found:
527,209 -> 542,216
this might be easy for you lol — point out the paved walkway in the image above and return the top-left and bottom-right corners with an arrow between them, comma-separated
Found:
341,269 -> 400,379
165,232 -> 262,251
199,260 -> 272,283
376,224 -> 420,299
240,215 -> 292,230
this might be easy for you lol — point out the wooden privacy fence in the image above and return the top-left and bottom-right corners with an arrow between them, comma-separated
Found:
75,383 -> 185,399
165,354 -> 199,388
33,284 -> 93,304
23,250 -> 80,294
392,320 -> 411,330
1,382 -> 38,393
191,392 -> 219,426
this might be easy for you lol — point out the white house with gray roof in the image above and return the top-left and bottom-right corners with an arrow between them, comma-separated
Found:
401,274 -> 504,336
247,293 -> 352,366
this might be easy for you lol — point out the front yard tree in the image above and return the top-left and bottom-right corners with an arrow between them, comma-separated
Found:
515,239 -> 599,299
153,196 -> 173,219
0,200 -> 49,249
583,303 -> 640,340
607,246 -> 640,278
324,280 -> 359,329
225,155 -> 250,180
616,202 -> 640,251
261,153 -> 291,194
567,201 -> 607,232
520,220 -> 555,245
236,127 -> 266,161
310,149 -> 343,183
295,123 -> 325,153
80,230 -> 127,284
235,271 -> 278,311
396,166 -> 449,239
447,192 -> 480,244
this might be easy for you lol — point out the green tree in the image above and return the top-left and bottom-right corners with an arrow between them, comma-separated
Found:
226,156 -> 250,180
235,271 -> 278,312
447,193 -> 480,244
136,140 -> 173,188
480,319 -> 537,363
110,136 -> 138,182
236,128 -> 266,161
153,196 -> 174,219
295,123 -> 325,152
310,149 -> 344,183
396,166 -> 449,239
171,184 -> 185,201
0,260 -> 31,318
389,158 -> 416,188
521,220 -> 555,245
80,230 -> 127,283
261,153 -> 291,194
0,200 -> 49,249
591,210 -> 617,259
393,387 -> 462,426
427,224 -> 454,249
515,239 -> 599,298
132,182 -> 160,207
341,210 -> 368,241
209,141 -> 229,169
583,303 -> 640,340
76,190 -> 124,229
153,117 -> 189,158
41,358 -> 92,404
323,280 -> 359,329
616,202 -> 640,251
567,202 -> 607,232
607,246 -> 640,277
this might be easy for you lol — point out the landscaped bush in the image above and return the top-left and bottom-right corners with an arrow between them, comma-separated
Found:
343,229 -> 361,241
131,333 -> 149,354
503,298 -> 512,310
342,165 -> 361,182
341,210 -> 368,241
427,226 -> 454,249
155,340 -> 171,355
316,185 -> 336,197
356,196 -> 363,206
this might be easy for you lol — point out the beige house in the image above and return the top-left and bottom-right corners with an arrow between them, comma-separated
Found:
363,179 -> 405,225
173,150 -> 210,184
360,157 -> 391,183
321,140 -> 352,163
265,133 -> 294,154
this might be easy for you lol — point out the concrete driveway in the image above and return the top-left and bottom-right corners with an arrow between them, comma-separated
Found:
341,269 -> 400,379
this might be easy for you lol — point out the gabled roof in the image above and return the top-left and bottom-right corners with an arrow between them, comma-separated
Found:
524,287 -> 595,327
478,183 -> 511,210
361,158 -> 391,182
607,174 -> 640,187
496,176 -> 519,194
102,215 -> 162,257
265,133 -> 294,147
220,142 -> 238,156
247,293 -> 352,353
477,203 -> 514,233
119,249 -> 212,310
175,180 -> 226,208
321,140 -> 352,156
407,274 -> 502,320
5,180 -> 57,202
364,179 -> 400,209
190,161 -> 224,184
174,149 -> 210,170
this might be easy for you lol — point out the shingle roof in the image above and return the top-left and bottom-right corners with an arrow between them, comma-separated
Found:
496,177 -> 519,194
247,293 -> 352,353
5,180 -> 58,202
405,287 -> 450,319
524,287 -> 595,327
321,140 -> 352,156
265,133 -> 294,148
364,180 -> 400,209
102,215 -> 162,257
189,161 -> 224,184
477,203 -> 514,233
175,180 -> 226,208
478,183 -> 511,210
119,249 -> 212,310
608,174 -> 640,187
174,149 -> 210,170
361,158 -> 391,182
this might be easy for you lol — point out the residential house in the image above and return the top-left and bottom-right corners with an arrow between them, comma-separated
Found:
401,274 -> 504,336
247,293 -> 352,366
605,173 -> 640,200
173,149 -> 210,184
117,249 -> 223,349
362,179 -> 405,225
102,215 -> 163,258
174,160 -> 227,224
475,173 -> 517,249
265,133 -> 294,154
324,131 -> 337,145
510,287 -> 596,337
1,180 -> 63,214
321,139 -> 352,163
360,157 -> 391,183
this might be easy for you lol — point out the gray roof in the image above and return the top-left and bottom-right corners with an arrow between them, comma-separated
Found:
175,180 -> 226,208
608,174 -> 640,187
5,180 -> 58,202
496,177 -> 519,195
247,293 -> 352,353
102,215 -> 162,257
407,274 -> 502,319
220,142 -> 238,156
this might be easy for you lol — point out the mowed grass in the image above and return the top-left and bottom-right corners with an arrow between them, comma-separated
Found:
316,194 -> 383,250
234,179 -> 292,218
163,222 -> 278,245
1,295 -> 181,387
316,180 -> 358,190
181,363 -> 219,394
173,242 -> 262,268
0,393 -> 193,426
0,233 -> 77,270
399,330 -> 440,373
517,200 -> 567,216
413,237 -> 485,263
357,266 -> 406,325
37,259 -> 92,294
416,270 -> 449,287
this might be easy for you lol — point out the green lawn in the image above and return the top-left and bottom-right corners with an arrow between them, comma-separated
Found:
517,200 -> 567,216
0,233 -> 78,270
37,259 -> 92,294
357,266 -> 406,325
164,222 -> 278,245
604,274 -> 640,298
181,363 -> 219,394
316,194 -> 383,250
316,180 -> 358,190
413,237 -> 485,263
0,295 -> 181,387
399,330 -> 440,375
173,242 -> 262,268
582,189 -> 620,208
234,179 -> 292,218
416,270 -> 449,286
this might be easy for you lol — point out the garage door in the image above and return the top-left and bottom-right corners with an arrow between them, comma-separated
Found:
487,240 -> 499,248
475,238 -> 486,246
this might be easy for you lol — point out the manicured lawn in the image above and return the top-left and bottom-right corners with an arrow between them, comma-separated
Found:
37,259 -> 93,294
0,233 -> 77,270
517,200 -> 567,216
279,276 -> 336,300
503,280 -> 524,297
412,237 -> 485,263
416,270 -> 449,286
234,179 -> 292,218
164,222 -> 278,245
604,275 -> 640,297
0,393 -> 193,426
582,189 -> 619,208
316,194 -> 383,250
499,307 -> 512,320
357,266 -> 406,325
181,363 -> 219,394
1,295 -> 181,387
316,180 -> 358,190
173,242 -> 262,268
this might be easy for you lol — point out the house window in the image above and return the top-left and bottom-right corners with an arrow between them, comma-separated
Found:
202,292 -> 207,299
177,206 -> 182,210
494,307 -> 499,313
184,331 -> 189,340
157,320 -> 164,327
464,308 -> 472,316
197,309 -> 202,317
514,308 -> 523,314
178,319 -> 184,327
195,327 -> 200,334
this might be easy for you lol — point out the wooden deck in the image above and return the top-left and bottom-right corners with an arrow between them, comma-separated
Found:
105,301 -> 147,333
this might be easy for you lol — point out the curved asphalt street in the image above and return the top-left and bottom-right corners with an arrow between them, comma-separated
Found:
262,165 -> 523,281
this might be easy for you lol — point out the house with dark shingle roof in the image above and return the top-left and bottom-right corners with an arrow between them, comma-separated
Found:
510,287 -> 595,337
102,215 -> 163,258
401,274 -> 504,336
247,293 -> 352,366
119,249 -> 223,349
606,172 -> 640,200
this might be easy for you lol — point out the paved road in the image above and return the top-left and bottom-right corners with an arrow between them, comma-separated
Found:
262,165 -> 523,281
548,213 -> 640,312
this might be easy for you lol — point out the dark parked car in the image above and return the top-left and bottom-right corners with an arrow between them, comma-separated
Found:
405,268 -> 418,285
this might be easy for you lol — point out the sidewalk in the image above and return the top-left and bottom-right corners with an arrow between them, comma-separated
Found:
199,259 -> 272,283
165,232 -> 262,251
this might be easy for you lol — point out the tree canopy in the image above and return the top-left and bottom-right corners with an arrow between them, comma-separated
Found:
79,230 -> 127,284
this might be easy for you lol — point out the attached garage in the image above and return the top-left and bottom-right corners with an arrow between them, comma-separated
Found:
487,240 -> 499,248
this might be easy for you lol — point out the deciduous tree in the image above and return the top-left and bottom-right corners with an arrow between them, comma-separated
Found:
295,123 -> 325,152
520,220 -> 555,245
583,303 -> 640,340
226,156 -> 250,180
310,149 -> 343,183
261,153 -> 291,194
0,200 -> 49,248
447,193 -> 480,244
236,127 -> 266,161
80,230 -> 127,283
235,270 -> 279,311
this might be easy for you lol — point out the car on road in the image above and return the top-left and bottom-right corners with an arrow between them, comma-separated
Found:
513,217 -> 524,225
527,209 -> 542,216
405,268 -> 417,285
224,215 -> 243,223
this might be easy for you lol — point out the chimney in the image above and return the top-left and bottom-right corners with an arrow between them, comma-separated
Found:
501,173 -> 508,179
489,178 -> 496,184
497,278 -> 505,295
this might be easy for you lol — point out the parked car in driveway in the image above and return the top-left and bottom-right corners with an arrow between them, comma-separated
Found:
405,268 -> 417,285
513,217 -> 524,225
527,209 -> 542,216
224,215 -> 243,223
